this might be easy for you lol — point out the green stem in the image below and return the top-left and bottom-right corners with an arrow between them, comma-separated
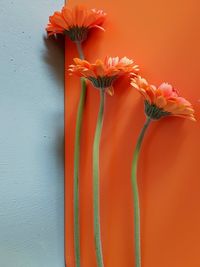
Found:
76,41 -> 84,60
93,90 -> 105,267
131,116 -> 151,267
74,42 -> 86,267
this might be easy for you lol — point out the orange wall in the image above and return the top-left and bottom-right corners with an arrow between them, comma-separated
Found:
65,1 -> 200,266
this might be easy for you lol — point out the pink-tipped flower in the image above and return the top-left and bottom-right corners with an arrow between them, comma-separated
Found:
69,56 -> 139,95
46,5 -> 106,42
131,76 -> 195,121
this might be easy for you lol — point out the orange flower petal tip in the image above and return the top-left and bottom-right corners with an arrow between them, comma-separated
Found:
46,5 -> 106,42
69,56 -> 139,95
131,76 -> 196,121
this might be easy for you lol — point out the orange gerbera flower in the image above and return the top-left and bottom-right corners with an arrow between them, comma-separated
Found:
131,76 -> 195,121
46,5 -> 106,42
69,57 -> 139,95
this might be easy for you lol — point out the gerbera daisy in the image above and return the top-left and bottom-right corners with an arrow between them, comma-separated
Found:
69,56 -> 139,95
70,55 -> 139,267
46,5 -> 106,43
130,76 -> 195,267
46,5 -> 106,267
131,76 -> 195,121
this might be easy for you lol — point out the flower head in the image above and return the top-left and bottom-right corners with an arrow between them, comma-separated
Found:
131,76 -> 195,121
69,57 -> 139,95
46,5 -> 106,42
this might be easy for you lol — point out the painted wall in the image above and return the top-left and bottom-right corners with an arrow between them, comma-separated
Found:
0,1 -> 65,266
65,1 -> 200,267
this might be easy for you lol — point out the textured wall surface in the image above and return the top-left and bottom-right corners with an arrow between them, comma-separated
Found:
0,1 -> 65,266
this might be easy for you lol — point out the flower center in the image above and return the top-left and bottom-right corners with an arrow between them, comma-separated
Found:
65,26 -> 89,43
144,100 -> 171,120
88,76 -> 117,90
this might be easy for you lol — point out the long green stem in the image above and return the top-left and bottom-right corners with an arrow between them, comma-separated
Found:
93,90 -> 105,267
131,116 -> 151,267
76,41 -> 84,60
74,42 -> 86,267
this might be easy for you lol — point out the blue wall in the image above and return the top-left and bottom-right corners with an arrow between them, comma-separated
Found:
0,1 -> 65,266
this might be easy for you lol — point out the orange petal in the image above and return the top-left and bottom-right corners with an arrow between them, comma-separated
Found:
155,96 -> 167,108
106,86 -> 114,96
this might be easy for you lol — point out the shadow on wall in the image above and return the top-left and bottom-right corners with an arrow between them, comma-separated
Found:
43,35 -> 65,88
42,34 -> 65,167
